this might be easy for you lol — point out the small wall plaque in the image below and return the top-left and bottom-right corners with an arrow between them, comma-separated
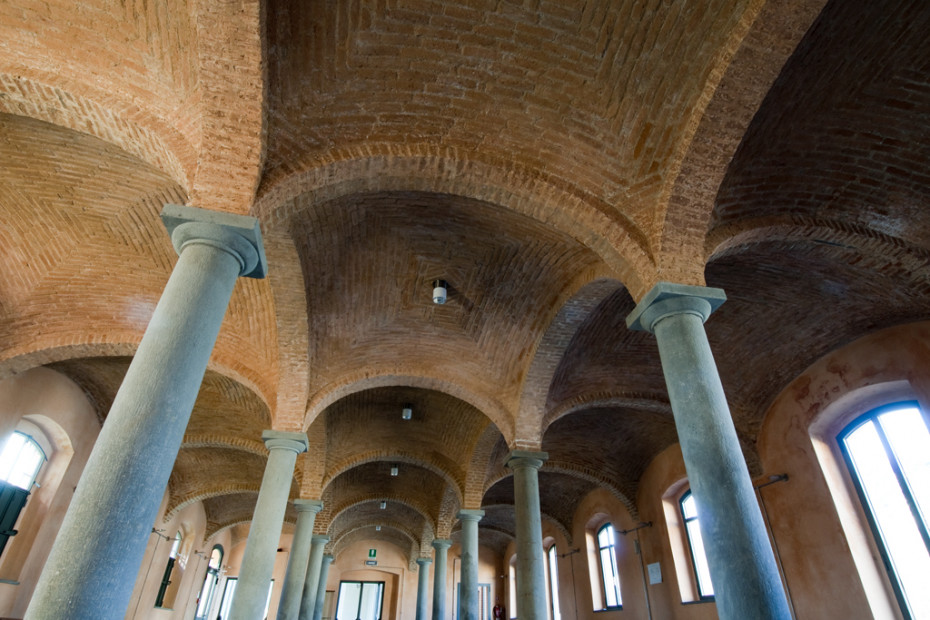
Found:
647,562 -> 662,584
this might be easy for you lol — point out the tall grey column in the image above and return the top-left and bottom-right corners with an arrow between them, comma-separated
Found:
457,510 -> 484,620
507,451 -> 548,620
25,204 -> 265,620
278,500 -> 324,620
431,539 -> 452,620
627,282 -> 791,620
298,535 -> 329,620
310,554 -> 333,620
230,431 -> 309,620
415,558 -> 432,620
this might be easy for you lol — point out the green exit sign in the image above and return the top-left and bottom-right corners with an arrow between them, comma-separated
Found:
368,548 -> 376,558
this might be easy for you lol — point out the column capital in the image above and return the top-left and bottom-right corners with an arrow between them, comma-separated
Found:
161,204 -> 267,279
294,499 -> 324,514
626,282 -> 726,333
431,538 -> 453,551
311,534 -> 330,544
416,557 -> 433,567
506,450 -> 548,471
456,509 -> 485,523
321,554 -> 334,564
261,430 -> 309,454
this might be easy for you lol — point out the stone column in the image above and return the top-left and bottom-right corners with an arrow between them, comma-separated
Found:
230,432 -> 308,620
310,554 -> 333,620
25,204 -> 266,620
431,539 -> 452,620
415,558 -> 432,620
298,535 -> 329,620
507,451 -> 548,620
457,510 -> 484,620
277,500 -> 324,620
626,282 -> 791,620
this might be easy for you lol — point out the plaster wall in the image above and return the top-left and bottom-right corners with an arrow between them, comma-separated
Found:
754,322 -> 930,620
0,367 -> 101,618
326,539 -> 410,620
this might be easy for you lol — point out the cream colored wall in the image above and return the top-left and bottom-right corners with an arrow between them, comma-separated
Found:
326,539 -> 412,620
753,321 -> 930,620
126,496 -> 209,619
0,367 -> 101,618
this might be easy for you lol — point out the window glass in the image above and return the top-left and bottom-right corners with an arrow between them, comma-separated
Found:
841,404 -> 930,619
547,545 -> 561,620
0,432 -> 46,490
596,524 -> 622,608
680,491 -> 714,598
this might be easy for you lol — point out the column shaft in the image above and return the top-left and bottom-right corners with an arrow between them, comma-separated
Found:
628,283 -> 791,620
431,539 -> 452,620
508,451 -> 548,620
457,510 -> 484,620
26,207 -> 263,620
310,555 -> 333,620
298,535 -> 329,620
416,558 -> 432,620
230,433 -> 308,620
277,500 -> 323,620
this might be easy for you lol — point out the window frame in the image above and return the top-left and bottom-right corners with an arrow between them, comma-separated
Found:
838,401 -> 930,620
0,431 -> 47,491
678,490 -> 715,602
595,523 -> 622,610
546,543 -> 561,620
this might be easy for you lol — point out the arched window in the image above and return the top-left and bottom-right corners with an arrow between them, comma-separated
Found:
839,402 -> 930,619
546,544 -> 561,620
0,431 -> 47,556
680,490 -> 714,599
596,524 -> 622,609
0,431 -> 46,490
195,545 -> 223,619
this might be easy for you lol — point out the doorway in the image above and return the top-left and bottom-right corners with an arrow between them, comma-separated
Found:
334,581 -> 384,620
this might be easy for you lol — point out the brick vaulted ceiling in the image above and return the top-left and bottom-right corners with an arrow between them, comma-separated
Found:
2,0 -> 929,560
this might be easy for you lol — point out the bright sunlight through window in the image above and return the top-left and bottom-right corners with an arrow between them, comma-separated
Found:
680,490 -> 715,599
0,432 -> 45,490
840,403 -> 930,620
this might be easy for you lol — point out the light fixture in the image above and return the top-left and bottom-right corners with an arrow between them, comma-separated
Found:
390,465 -> 399,477
401,404 -> 412,420
432,279 -> 448,305
380,501 -> 387,510
376,525 -> 381,531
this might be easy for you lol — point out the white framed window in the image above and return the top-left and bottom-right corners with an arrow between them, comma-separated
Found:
839,402 -> 930,619
679,490 -> 714,600
596,523 -> 622,609
546,544 -> 561,620
0,431 -> 46,490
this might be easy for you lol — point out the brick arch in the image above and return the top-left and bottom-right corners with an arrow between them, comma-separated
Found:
463,425 -> 503,509
0,72 -> 194,191
330,520 -> 424,556
205,518 -> 253,541
180,435 -> 267,458
542,392 -> 673,436
185,0 -> 264,214
322,451 -> 464,507
0,341 -> 271,419
706,216 -> 930,282
653,0 -> 829,292
325,497 -> 438,537
304,373 -> 513,445
254,148 -> 651,297
516,276 -> 626,450
543,461 -> 637,521
164,485 -> 260,524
